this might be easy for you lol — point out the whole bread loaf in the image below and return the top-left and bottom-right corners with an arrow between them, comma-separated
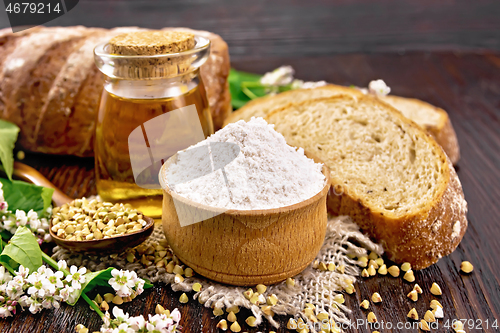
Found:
224,85 -> 460,164
0,26 -> 231,156
266,95 -> 468,269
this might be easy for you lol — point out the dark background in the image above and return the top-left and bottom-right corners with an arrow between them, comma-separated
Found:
1,0 -> 500,59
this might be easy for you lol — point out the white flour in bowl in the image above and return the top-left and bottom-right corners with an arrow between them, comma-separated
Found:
164,117 -> 325,210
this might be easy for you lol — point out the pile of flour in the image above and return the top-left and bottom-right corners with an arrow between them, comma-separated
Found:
164,117 -> 325,210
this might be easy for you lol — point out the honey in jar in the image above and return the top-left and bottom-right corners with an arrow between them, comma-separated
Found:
93,31 -> 214,217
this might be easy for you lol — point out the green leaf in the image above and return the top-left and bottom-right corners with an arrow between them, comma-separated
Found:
143,278 -> 153,289
0,226 -> 43,273
228,69 -> 267,109
40,187 -> 53,215
0,230 -> 12,241
0,178 -> 54,216
0,120 -> 20,181
66,267 -> 114,306
67,267 -> 153,306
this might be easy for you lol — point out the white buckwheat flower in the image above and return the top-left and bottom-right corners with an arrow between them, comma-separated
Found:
0,305 -> 13,318
65,266 -> 86,289
18,295 -> 30,308
16,265 -> 29,279
57,260 -> 67,271
1,217 -> 16,233
0,183 -> 7,213
0,200 -> 7,213
26,272 -> 51,298
260,66 -> 295,86
115,323 -> 134,333
112,306 -> 129,322
0,304 -> 12,316
15,210 -> 27,226
127,314 -> 146,331
368,79 -> 391,96
29,217 -> 41,231
58,285 -> 75,303
45,268 -> 64,291
41,296 -> 58,309
100,328 -> 113,333
170,308 -> 181,323
27,210 -> 38,222
135,280 -> 145,297
25,296 -> 43,314
43,233 -> 52,243
146,313 -> 171,332
6,276 -> 24,299
109,269 -> 135,297
0,266 -> 12,284
102,311 -> 111,327
129,271 -> 145,296
88,307 -> 181,333
37,265 -> 47,275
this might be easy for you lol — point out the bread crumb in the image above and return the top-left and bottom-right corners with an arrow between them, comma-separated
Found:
432,219 -> 442,232
451,221 -> 461,239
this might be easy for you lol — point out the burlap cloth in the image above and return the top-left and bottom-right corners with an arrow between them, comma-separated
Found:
52,216 -> 382,331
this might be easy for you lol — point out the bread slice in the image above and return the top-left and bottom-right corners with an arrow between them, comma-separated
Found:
223,85 -> 460,164
266,95 -> 467,269
224,84 -> 363,125
378,95 -> 460,164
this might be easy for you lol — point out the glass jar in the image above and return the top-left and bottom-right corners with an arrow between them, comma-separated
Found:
93,34 -> 214,218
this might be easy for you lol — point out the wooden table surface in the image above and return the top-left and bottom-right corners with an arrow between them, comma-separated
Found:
4,0 -> 500,57
1,51 -> 499,333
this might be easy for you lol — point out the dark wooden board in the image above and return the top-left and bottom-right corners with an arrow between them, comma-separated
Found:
1,51 -> 499,332
2,0 -> 500,58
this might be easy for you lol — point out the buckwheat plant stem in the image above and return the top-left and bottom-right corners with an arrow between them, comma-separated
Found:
82,293 -> 104,318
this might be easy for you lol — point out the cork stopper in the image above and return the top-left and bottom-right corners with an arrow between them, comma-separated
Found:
107,30 -> 198,79
110,31 -> 195,56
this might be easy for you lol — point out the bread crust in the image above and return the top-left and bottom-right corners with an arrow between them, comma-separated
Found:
434,117 -> 460,165
267,95 -> 468,269
0,26 -> 231,156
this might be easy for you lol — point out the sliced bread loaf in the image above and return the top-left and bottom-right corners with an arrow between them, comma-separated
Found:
378,95 -> 460,164
0,26 -> 90,128
266,95 -> 467,269
223,85 -> 460,164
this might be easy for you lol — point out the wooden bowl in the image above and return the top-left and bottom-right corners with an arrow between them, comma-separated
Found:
50,215 -> 155,254
160,151 -> 330,286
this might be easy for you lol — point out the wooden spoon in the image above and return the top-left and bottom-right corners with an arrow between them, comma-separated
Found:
10,161 -> 72,206
49,215 -> 155,254
4,162 -> 154,253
